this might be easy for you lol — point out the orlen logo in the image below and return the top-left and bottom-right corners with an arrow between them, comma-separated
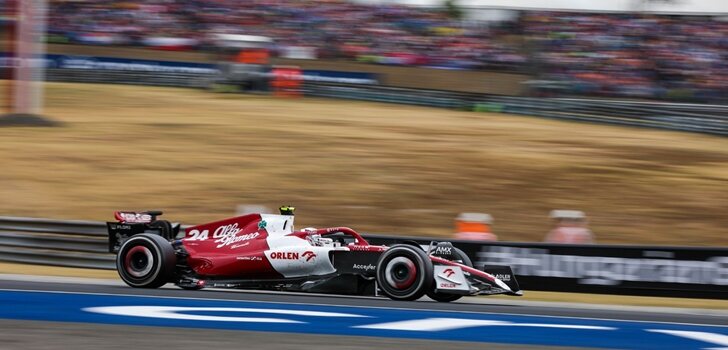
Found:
271,252 -> 299,260
302,251 -> 316,262
270,251 -> 317,262
442,268 -> 456,278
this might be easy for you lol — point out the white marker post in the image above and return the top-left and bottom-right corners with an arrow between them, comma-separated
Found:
1,0 -> 53,125
14,0 -> 46,114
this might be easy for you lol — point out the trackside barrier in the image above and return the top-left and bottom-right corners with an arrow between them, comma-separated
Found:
0,217 -> 113,269
46,69 -> 210,88
365,234 -> 728,299
14,57 -> 724,136
0,217 -> 726,299
303,83 -> 728,136
304,83 -> 466,109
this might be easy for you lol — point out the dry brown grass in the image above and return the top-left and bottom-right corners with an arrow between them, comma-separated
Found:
1,82 -> 727,246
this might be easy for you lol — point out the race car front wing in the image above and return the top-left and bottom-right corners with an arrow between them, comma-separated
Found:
431,259 -> 522,296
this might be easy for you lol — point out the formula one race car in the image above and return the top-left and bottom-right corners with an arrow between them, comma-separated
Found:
107,207 -> 522,302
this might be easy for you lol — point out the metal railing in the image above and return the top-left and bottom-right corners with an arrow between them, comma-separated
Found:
46,68 -> 210,89
304,83 -> 728,136
1,216 -> 726,298
0,217 -> 113,269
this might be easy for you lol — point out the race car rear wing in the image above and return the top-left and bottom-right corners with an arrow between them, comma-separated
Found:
107,211 -> 180,253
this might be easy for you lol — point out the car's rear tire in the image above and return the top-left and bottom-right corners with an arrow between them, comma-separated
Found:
376,245 -> 433,301
116,233 -> 176,288
427,247 -> 472,303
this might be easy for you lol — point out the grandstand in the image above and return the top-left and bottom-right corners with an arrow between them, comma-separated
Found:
40,0 -> 727,103
526,12 -> 727,103
47,0 -> 525,70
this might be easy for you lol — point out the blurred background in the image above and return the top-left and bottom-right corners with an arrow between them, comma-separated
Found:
32,0 -> 728,103
1,0 -> 727,246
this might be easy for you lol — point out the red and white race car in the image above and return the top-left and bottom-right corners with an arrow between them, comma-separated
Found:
107,207 -> 522,302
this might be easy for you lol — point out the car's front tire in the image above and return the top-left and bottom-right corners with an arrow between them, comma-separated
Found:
376,245 -> 433,301
116,233 -> 175,288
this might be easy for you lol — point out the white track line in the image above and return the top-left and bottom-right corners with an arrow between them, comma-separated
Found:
2,274 -> 727,322
1,285 -> 727,328
2,273 -> 727,318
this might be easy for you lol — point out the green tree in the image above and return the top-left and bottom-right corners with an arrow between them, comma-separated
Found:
443,0 -> 463,20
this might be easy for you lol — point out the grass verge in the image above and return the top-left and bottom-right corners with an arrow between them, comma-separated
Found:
0,82 -> 727,245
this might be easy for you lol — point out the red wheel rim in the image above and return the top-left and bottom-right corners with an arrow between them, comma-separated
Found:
124,245 -> 153,278
385,256 -> 417,290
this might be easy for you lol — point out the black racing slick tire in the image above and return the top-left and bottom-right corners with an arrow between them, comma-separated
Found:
116,233 -> 176,288
427,247 -> 472,303
376,244 -> 433,301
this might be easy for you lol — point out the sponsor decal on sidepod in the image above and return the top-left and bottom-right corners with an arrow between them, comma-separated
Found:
353,264 -> 376,271
302,251 -> 317,262
215,231 -> 260,249
186,223 -> 261,248
270,251 -> 318,262
271,252 -> 300,260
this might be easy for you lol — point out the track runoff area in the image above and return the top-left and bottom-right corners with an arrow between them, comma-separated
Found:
0,276 -> 726,349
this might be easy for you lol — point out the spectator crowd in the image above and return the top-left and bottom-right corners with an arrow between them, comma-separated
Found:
44,0 -> 525,71
524,12 -> 728,103
2,0 -> 726,103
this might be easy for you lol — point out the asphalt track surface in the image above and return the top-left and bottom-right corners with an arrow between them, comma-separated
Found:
1,278 -> 727,349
